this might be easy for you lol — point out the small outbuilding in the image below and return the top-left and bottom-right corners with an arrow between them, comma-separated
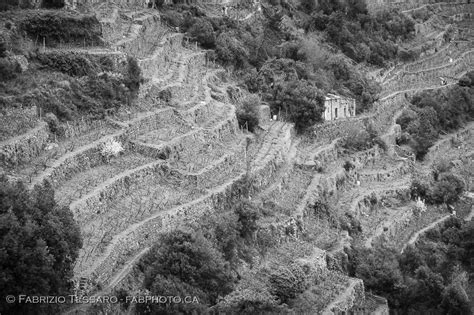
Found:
322,93 -> 356,121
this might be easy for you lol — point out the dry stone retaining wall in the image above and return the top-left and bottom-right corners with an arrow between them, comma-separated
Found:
424,123 -> 473,161
86,129 -> 292,285
125,108 -> 184,139
311,117 -> 369,143
351,187 -> 411,217
322,279 -> 366,315
138,33 -> 184,79
0,122 -> 49,167
69,161 -> 169,222
31,133 -> 125,189
129,112 -> 238,160
404,43 -> 473,73
357,161 -> 412,182
367,0 -> 469,13
382,50 -> 474,94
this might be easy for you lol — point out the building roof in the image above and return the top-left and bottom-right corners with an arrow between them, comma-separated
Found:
325,93 -> 341,100
325,93 -> 354,101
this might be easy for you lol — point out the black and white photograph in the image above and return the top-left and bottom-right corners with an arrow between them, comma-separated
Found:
0,0 -> 473,314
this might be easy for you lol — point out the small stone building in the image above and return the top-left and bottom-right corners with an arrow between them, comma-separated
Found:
322,93 -> 356,121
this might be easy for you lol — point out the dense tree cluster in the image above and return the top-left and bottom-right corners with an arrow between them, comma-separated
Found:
397,71 -> 474,159
134,199 -> 266,314
0,177 -> 82,314
305,0 -> 415,66
349,217 -> 474,313
156,1 -> 383,133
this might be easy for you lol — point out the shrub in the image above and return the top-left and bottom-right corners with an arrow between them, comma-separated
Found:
19,12 -> 103,47
237,95 -> 260,132
343,160 -> 356,172
235,201 -> 260,240
0,58 -> 19,81
410,179 -> 431,202
0,41 -> 6,57
214,273 -> 285,314
269,264 -> 308,303
100,138 -> 123,161
342,129 -> 373,151
35,52 -> 96,76
124,56 -> 143,97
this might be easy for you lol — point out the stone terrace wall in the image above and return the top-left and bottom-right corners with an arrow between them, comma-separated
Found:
351,186 -> 411,216
311,117 -> 370,144
424,123 -> 473,162
88,129 -> 291,285
0,122 -> 49,167
69,161 -> 167,219
404,43 -> 474,73
367,0 -> 469,13
138,33 -> 184,79
130,106 -> 238,161
31,133 -> 124,189
357,161 -> 412,183
114,13 -> 170,58
125,108 -> 186,139
323,279 -> 366,315
382,49 -> 474,95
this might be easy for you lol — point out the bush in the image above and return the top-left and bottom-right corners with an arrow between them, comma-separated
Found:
343,161 -> 356,172
35,52 -> 97,76
269,264 -> 308,303
410,179 -> 431,202
237,95 -> 260,132
0,41 -> 6,58
19,12 -> 103,47
124,56 -> 143,97
342,129 -> 373,151
100,138 -> 124,161
235,201 -> 260,240
0,58 -> 19,81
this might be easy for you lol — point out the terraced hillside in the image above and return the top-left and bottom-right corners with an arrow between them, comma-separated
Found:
1,0 -> 473,314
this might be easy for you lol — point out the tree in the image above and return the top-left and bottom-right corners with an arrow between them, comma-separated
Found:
140,230 -> 235,312
125,56 -> 143,97
216,32 -> 249,68
272,80 -> 325,133
237,95 -> 260,132
188,18 -> 215,48
0,177 -> 82,315
431,173 -> 465,205
234,200 -> 260,240
440,284 -> 471,314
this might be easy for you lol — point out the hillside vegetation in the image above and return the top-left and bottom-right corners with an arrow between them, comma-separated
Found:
0,0 -> 473,314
